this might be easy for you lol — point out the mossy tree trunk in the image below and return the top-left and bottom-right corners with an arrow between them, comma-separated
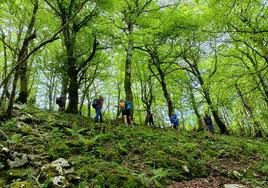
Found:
0,32 -> 10,101
235,82 -> 262,137
7,0 -> 38,116
184,57 -> 228,134
124,23 -> 134,119
16,0 -> 39,104
188,83 -> 204,131
140,75 -> 154,123
147,50 -> 174,117
45,1 -> 98,114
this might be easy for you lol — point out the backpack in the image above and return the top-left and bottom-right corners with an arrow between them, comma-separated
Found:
92,98 -> 98,109
170,114 -> 178,124
125,100 -> 132,110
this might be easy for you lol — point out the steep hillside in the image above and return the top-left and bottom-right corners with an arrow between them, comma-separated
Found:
0,106 -> 267,188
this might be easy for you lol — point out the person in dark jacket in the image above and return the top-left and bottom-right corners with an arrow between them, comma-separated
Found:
94,96 -> 104,123
56,96 -> 66,111
145,110 -> 155,127
203,112 -> 215,135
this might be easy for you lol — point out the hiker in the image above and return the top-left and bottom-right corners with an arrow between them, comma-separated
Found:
93,96 -> 104,123
170,113 -> 179,130
119,99 -> 134,127
203,112 -> 215,135
145,110 -> 155,127
56,96 -> 66,111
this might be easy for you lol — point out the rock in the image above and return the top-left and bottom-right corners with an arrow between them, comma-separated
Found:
51,175 -> 69,188
228,170 -> 243,179
51,158 -> 73,174
1,146 -> 31,169
182,165 -> 190,173
224,184 -> 247,188
1,146 -> 9,153
7,154 -> 29,168
42,158 -> 74,176
41,158 -> 78,187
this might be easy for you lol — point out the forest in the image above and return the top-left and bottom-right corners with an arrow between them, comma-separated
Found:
0,0 -> 268,187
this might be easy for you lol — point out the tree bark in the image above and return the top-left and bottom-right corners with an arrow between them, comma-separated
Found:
124,23 -> 134,119
0,33 -> 10,101
195,64 -> 227,134
17,0 -> 39,104
147,54 -> 174,117
6,72 -> 19,117
189,86 -> 204,131
235,83 -> 262,137
160,73 -> 174,117
66,69 -> 79,113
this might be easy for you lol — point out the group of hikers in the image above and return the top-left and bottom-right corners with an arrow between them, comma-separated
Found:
91,95 -> 134,127
56,95 -> 215,134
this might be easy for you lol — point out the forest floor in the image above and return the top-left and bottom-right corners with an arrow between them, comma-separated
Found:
0,105 -> 267,188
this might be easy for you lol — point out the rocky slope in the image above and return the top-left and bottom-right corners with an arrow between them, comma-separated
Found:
0,105 -> 267,187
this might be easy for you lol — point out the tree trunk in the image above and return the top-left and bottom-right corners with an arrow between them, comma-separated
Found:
59,77 -> 69,111
204,88 -> 227,133
189,87 -> 204,131
17,61 -> 28,103
124,23 -> 134,119
7,71 -> 19,117
86,93 -> 91,118
0,34 -> 10,101
48,83 -> 53,111
66,70 -> 79,114
158,68 -> 174,117
79,88 -> 87,116
235,83 -> 262,137
257,72 -> 268,106
17,0 -> 38,104
196,69 -> 227,134
61,16 -> 78,113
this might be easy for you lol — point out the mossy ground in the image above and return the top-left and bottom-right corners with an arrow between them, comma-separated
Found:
0,105 -> 267,187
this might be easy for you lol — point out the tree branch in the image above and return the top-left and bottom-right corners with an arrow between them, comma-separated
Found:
78,36 -> 98,72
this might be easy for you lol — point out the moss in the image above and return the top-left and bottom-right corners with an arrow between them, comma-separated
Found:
0,105 -> 267,187
8,168 -> 35,179
92,173 -> 106,186
77,165 -> 100,179
118,141 -> 128,155
167,170 -> 184,181
125,176 -> 145,188
48,139 -> 70,159
19,125 -> 36,136
0,178 -> 6,187
34,145 -> 47,154
96,147 -> 121,162
10,181 -> 34,188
